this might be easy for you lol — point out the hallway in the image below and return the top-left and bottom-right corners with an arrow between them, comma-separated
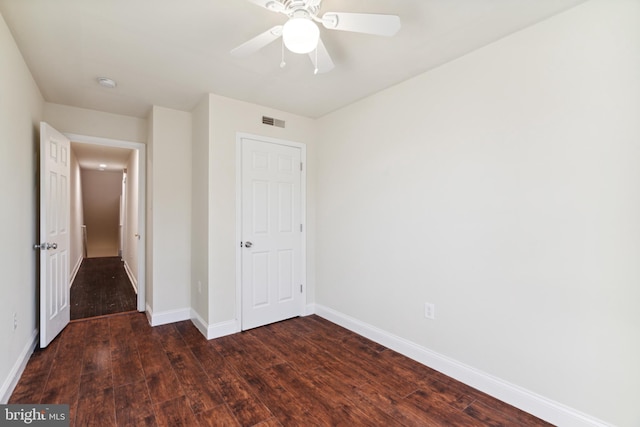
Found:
70,257 -> 137,320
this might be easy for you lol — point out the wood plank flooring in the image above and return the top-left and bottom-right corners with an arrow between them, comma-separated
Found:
70,257 -> 137,320
10,313 -> 552,426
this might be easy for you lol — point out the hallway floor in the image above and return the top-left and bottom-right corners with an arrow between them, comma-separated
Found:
70,257 -> 137,320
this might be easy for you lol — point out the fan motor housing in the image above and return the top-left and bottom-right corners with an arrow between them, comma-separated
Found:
281,0 -> 320,15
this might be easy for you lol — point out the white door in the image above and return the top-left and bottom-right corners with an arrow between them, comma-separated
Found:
38,123 -> 71,348
241,137 -> 303,330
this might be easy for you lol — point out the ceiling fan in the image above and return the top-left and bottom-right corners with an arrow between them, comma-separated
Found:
231,0 -> 401,74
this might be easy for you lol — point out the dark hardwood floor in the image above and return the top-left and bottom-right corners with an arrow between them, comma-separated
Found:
70,257 -> 137,320
10,313 -> 552,426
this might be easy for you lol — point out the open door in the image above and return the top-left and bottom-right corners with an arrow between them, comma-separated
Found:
36,122 -> 71,348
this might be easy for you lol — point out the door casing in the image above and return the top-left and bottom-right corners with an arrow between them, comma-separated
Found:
235,132 -> 307,330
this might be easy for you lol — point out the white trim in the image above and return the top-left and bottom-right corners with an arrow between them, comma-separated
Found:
235,137 -> 242,331
69,255 -> 83,288
64,133 -> 146,312
145,304 -> 190,327
235,133 -> 307,332
123,259 -> 138,294
145,304 -> 153,326
190,309 -> 240,340
206,319 -> 240,339
304,303 -> 316,316
0,329 -> 38,404
190,309 -> 209,338
314,304 -> 612,427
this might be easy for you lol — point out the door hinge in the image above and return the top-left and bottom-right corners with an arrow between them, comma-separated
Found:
300,162 -> 303,171
300,284 -> 303,293
300,224 -> 303,232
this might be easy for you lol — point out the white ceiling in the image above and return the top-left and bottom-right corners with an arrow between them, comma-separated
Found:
71,142 -> 132,172
0,0 -> 585,119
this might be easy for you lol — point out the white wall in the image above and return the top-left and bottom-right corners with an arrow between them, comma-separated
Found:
0,12 -> 43,402
44,103 -> 146,143
147,106 -> 192,317
315,1 -> 639,426
69,149 -> 84,277
81,169 -> 122,258
206,94 -> 318,325
190,96 -> 210,323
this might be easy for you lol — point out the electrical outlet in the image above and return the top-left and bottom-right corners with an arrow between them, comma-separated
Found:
424,303 -> 435,320
13,312 -> 17,331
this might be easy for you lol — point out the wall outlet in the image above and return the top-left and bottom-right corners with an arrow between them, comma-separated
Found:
13,312 -> 17,331
424,302 -> 435,320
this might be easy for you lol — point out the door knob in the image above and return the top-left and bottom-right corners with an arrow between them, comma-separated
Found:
34,242 -> 57,250
244,241 -> 253,248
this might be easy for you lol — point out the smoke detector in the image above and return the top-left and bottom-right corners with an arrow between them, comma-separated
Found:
97,77 -> 117,89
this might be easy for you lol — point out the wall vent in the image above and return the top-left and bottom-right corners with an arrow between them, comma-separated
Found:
262,116 -> 285,128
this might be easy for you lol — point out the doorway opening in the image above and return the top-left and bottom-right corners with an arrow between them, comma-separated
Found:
67,134 -> 146,320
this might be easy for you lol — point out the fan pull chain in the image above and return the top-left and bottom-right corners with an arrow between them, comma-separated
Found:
313,46 -> 319,75
280,38 -> 286,68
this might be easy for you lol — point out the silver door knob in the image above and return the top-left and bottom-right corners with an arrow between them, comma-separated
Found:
34,242 -> 57,250
244,241 -> 253,248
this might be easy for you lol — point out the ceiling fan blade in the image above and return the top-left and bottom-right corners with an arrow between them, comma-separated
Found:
309,37 -> 334,74
245,0 -> 286,13
230,26 -> 283,58
321,12 -> 401,36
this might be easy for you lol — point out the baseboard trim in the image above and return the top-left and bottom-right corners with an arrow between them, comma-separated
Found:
122,259 -> 138,294
69,256 -> 83,288
145,305 -> 190,327
314,304 -> 611,427
189,310 -> 209,338
190,309 -> 240,340
0,329 -> 38,404
304,303 -> 316,316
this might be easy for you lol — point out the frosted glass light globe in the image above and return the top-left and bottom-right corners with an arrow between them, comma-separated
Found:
282,18 -> 319,54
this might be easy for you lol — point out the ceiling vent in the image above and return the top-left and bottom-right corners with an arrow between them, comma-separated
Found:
262,116 -> 285,128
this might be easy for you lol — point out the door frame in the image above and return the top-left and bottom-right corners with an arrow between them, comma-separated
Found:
235,132 -> 307,329
65,133 -> 146,312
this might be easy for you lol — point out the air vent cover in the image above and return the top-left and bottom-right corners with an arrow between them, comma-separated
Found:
262,116 -> 285,128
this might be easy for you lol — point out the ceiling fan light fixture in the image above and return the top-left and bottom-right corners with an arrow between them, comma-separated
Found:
282,17 -> 319,54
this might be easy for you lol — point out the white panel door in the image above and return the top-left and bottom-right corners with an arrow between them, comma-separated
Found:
241,137 -> 303,330
38,123 -> 71,348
